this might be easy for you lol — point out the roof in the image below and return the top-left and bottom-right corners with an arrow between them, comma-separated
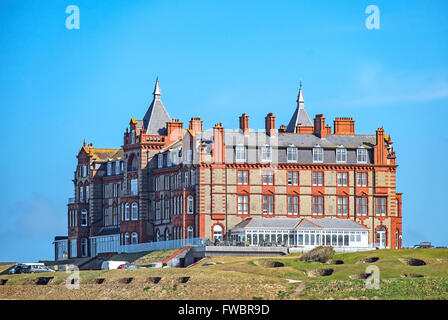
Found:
231,217 -> 367,231
143,78 -> 171,135
197,131 -> 375,148
92,227 -> 120,237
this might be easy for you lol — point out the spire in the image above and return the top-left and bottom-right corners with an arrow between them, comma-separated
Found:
286,81 -> 313,132
143,77 -> 171,135
153,77 -> 161,97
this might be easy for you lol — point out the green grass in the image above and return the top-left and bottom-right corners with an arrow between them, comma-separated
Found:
0,248 -> 447,300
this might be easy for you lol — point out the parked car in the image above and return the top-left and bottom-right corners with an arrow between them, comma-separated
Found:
24,265 -> 55,273
413,242 -> 432,248
8,264 -> 24,274
118,263 -> 142,269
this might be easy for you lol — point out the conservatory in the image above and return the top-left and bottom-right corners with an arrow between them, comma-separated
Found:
229,217 -> 369,248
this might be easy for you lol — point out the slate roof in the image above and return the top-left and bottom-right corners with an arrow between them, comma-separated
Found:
82,147 -> 123,162
286,86 -> 313,131
92,227 -> 120,237
231,217 -> 367,231
143,78 -> 171,135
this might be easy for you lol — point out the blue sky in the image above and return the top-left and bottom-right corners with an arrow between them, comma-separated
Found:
0,0 -> 447,261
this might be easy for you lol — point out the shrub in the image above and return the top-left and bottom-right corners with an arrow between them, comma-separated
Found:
299,246 -> 335,263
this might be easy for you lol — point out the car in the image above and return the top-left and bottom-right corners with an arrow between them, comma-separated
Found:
413,242 -> 432,249
24,265 -> 55,273
8,264 -> 24,274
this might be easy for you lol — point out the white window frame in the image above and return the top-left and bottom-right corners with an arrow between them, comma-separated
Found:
238,170 -> 249,185
130,179 -> 138,196
107,162 -> 112,175
261,146 -> 272,162
357,147 -> 368,163
81,238 -> 88,257
131,202 -> 138,220
157,154 -> 163,168
187,196 -> 194,214
313,146 -> 323,163
262,171 -> 274,186
125,203 -> 130,221
287,146 -> 298,163
235,145 -> 247,162
336,147 -> 347,163
287,196 -> 299,215
237,195 -> 249,214
81,209 -> 88,226
337,172 -> 348,187
131,232 -> 138,244
287,171 -> 298,186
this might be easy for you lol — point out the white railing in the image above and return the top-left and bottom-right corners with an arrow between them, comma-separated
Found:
118,238 -> 206,253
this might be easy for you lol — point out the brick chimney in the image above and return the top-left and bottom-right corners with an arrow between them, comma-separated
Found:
278,125 -> 287,133
239,113 -> 249,135
212,122 -> 225,163
188,117 -> 203,135
334,117 -> 355,135
265,113 -> 276,136
313,114 -> 327,138
166,119 -> 184,143
374,127 -> 387,165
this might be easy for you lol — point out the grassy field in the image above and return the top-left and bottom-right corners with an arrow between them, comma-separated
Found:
0,248 -> 447,300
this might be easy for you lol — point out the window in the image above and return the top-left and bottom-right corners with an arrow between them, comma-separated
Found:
313,147 -> 323,163
337,172 -> 348,186
191,169 -> 195,185
337,197 -> 349,216
131,202 -> 138,220
130,179 -> 138,195
115,161 -> 120,174
356,172 -> 367,187
336,147 -> 347,163
157,154 -> 163,168
155,176 -> 160,191
131,129 -> 135,144
187,196 -> 194,214
287,172 -> 298,186
131,232 -> 138,244
124,233 -> 130,245
288,196 -> 299,215
113,206 -> 118,225
187,226 -> 194,239
312,196 -> 323,215
213,225 -> 223,242
312,172 -> 323,186
85,185 -> 89,201
287,146 -> 298,162
261,146 -> 272,162
376,226 -> 386,248
107,162 -> 112,175
262,171 -> 274,185
235,146 -> 247,162
81,238 -> 88,257
262,196 -> 274,215
79,186 -> 84,203
70,239 -> 77,258
82,165 -> 87,177
185,171 -> 189,187
125,203 -> 130,220
357,148 -> 367,163
167,152 -> 172,167
81,209 -> 88,226
376,198 -> 387,216
356,197 -> 368,216
237,171 -> 249,185
237,195 -> 249,214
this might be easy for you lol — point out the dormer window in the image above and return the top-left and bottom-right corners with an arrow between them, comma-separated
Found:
261,146 -> 272,162
357,147 -> 367,163
336,146 -> 347,163
287,146 -> 298,162
167,151 -> 172,167
313,146 -> 323,163
157,154 -> 163,168
235,145 -> 247,162
107,162 -> 112,176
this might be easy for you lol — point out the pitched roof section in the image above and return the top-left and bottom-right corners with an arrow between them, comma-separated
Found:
286,86 -> 313,132
143,78 -> 171,136
81,147 -> 123,162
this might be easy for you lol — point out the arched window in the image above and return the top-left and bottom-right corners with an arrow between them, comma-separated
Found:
156,229 -> 161,242
125,232 -> 130,245
187,226 -> 194,239
125,203 -> 130,221
213,224 -> 223,242
376,226 -> 386,248
165,229 -> 170,241
128,154 -> 138,172
131,232 -> 138,244
131,202 -> 138,220
187,196 -> 194,214
395,229 -> 400,248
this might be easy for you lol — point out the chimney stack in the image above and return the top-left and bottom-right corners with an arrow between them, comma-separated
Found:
166,119 -> 184,143
239,113 -> 249,135
374,127 -> 387,165
188,117 -> 203,135
334,117 -> 355,135
212,123 -> 225,163
265,113 -> 276,136
313,114 -> 327,138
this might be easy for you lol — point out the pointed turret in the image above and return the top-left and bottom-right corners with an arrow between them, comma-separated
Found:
286,81 -> 313,132
143,77 -> 171,135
